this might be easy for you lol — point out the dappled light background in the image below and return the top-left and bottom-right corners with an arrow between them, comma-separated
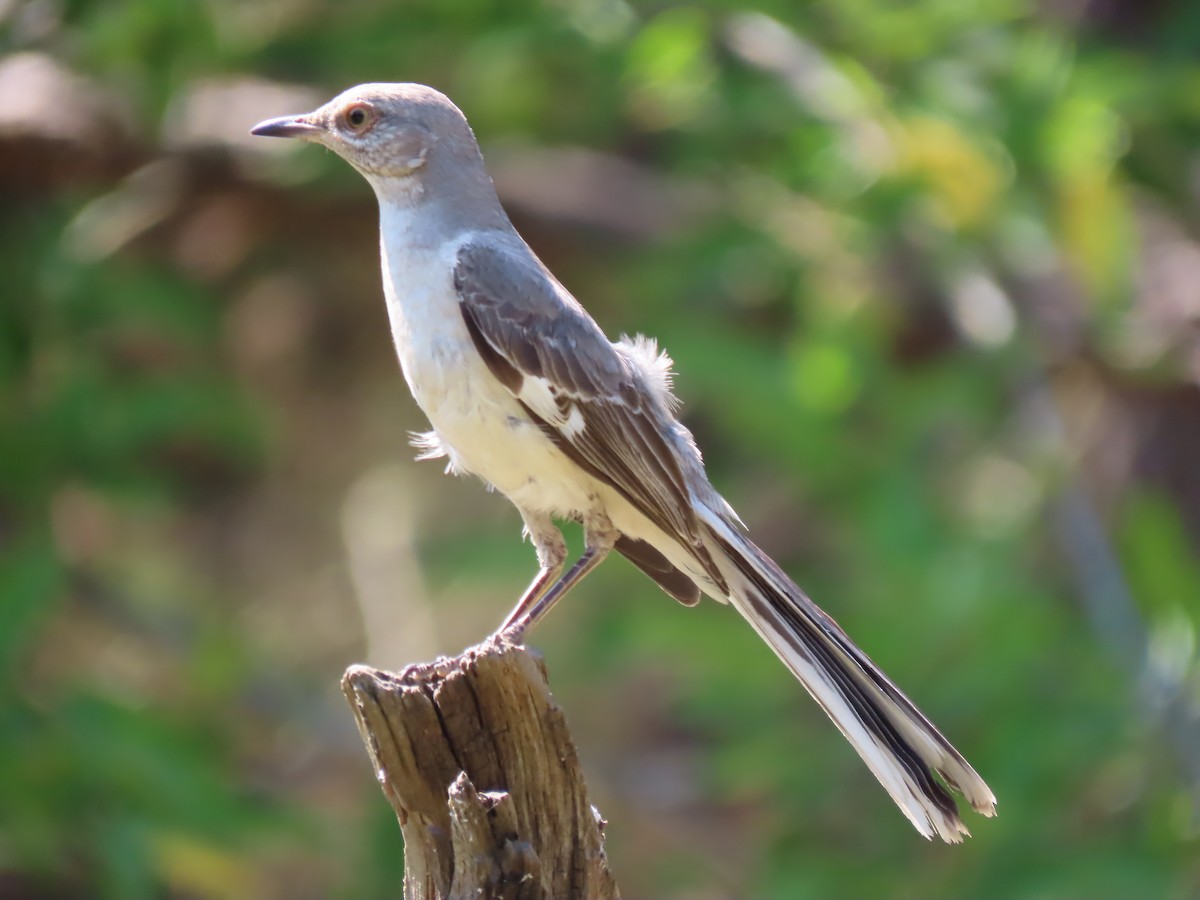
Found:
3,1 -> 1200,897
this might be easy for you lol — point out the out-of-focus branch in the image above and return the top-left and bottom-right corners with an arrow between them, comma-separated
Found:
341,636 -> 621,900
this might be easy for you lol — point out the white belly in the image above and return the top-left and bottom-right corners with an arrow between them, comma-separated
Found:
421,350 -> 599,517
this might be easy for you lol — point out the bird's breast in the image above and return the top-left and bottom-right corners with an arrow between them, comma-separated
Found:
377,228 -> 474,408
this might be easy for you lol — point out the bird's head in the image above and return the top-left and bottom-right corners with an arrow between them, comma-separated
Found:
251,82 -> 483,183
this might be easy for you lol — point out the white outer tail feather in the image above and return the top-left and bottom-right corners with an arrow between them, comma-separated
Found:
697,505 -> 997,842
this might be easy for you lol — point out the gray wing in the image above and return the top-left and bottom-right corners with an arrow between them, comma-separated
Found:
454,239 -> 725,590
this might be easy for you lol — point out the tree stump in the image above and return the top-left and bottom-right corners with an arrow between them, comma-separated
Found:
341,634 -> 621,900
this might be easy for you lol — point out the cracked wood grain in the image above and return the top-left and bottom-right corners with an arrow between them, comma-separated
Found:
341,634 -> 620,900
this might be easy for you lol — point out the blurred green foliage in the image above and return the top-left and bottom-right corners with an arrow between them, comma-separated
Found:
3,0 -> 1200,898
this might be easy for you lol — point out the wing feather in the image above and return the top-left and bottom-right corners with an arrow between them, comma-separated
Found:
454,239 -> 724,588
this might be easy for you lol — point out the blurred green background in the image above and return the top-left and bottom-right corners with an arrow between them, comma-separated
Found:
3,0 -> 1200,897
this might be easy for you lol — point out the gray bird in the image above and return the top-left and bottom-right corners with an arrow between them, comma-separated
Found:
252,83 -> 996,841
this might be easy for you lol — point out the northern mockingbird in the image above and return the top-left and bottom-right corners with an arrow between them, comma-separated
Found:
252,83 -> 996,841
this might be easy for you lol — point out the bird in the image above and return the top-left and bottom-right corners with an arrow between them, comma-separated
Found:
251,82 -> 996,842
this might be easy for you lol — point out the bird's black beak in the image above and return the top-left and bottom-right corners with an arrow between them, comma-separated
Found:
250,114 -> 323,139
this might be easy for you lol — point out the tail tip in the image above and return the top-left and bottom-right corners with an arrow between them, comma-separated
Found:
974,795 -> 998,818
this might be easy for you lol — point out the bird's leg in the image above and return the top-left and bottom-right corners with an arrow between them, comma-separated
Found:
500,511 -> 566,633
501,510 -> 616,642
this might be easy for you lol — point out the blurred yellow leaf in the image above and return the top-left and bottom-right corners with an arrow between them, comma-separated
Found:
1042,97 -> 1133,303
154,833 -> 263,900
1056,169 -> 1132,302
893,114 -> 1006,229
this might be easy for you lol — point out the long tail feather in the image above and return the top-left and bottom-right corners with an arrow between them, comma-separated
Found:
698,508 -> 996,842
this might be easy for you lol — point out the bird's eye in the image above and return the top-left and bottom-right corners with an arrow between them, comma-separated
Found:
344,104 -> 374,131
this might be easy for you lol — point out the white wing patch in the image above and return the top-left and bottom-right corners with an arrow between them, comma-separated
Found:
516,374 -> 564,424
515,374 -> 588,441
562,404 -> 586,438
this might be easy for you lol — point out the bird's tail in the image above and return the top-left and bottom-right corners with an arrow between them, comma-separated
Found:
697,507 -> 996,842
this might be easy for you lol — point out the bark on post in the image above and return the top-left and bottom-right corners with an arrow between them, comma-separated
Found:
341,634 -> 620,900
